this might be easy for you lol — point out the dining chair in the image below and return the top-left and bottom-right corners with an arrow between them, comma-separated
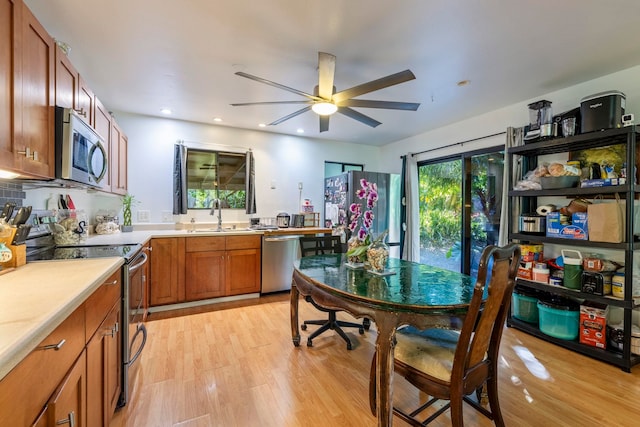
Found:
298,235 -> 370,350
369,243 -> 520,426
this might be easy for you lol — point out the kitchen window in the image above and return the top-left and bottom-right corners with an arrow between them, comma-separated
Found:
186,149 -> 247,209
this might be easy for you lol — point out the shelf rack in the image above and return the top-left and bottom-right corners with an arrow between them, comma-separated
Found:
506,125 -> 640,372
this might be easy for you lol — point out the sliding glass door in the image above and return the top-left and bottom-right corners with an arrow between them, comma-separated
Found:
418,148 -> 504,276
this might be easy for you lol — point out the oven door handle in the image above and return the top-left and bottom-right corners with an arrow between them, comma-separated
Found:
128,323 -> 147,366
128,251 -> 148,274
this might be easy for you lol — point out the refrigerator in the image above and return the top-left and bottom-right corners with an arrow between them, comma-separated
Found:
324,171 -> 401,258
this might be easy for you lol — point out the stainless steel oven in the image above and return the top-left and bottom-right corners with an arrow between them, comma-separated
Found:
119,244 -> 150,406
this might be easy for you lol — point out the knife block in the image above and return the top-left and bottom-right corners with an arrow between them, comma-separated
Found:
0,228 -> 26,269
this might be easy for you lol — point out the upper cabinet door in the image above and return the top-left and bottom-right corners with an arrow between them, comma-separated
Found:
18,2 -> 55,178
0,0 -> 19,172
110,119 -> 128,195
94,96 -> 113,191
54,43 -> 78,110
78,75 -> 94,125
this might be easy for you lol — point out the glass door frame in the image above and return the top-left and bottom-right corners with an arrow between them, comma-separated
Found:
417,144 -> 504,275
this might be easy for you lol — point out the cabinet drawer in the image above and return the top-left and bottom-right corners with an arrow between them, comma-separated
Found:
85,270 -> 121,339
186,236 -> 226,252
226,235 -> 261,250
0,305 -> 86,426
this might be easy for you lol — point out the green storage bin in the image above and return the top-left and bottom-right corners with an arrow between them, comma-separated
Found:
537,299 -> 579,340
512,291 -> 539,324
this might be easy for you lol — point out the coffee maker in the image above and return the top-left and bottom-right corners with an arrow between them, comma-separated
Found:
524,100 -> 553,141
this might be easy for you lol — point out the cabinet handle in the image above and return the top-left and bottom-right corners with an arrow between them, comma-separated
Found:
17,147 -> 38,161
38,339 -> 66,351
56,411 -> 75,426
106,279 -> 118,286
104,322 -> 119,337
75,108 -> 86,117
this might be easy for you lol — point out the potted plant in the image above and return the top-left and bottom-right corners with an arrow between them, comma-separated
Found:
121,193 -> 137,232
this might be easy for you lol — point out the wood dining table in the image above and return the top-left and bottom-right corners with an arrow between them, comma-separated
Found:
290,254 -> 476,427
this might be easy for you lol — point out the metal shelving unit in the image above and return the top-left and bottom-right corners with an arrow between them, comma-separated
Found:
506,125 -> 640,372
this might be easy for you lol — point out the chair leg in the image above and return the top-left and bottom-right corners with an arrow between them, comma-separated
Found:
486,376 -> 505,427
449,392 -> 465,427
305,311 -> 355,350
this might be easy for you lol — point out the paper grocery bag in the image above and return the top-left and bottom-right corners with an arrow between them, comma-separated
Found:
587,194 -> 623,243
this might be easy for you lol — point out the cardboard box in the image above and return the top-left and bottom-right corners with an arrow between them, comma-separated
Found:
579,302 -> 608,348
580,178 -> 626,188
546,212 -> 588,240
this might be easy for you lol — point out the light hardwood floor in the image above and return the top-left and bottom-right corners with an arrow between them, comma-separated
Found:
110,293 -> 640,426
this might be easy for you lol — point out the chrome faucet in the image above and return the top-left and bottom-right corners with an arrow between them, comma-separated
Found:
210,198 -> 223,231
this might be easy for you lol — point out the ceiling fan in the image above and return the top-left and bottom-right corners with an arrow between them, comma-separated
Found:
231,52 -> 420,132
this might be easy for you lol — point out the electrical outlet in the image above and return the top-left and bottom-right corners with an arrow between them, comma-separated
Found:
162,211 -> 173,223
137,210 -> 150,222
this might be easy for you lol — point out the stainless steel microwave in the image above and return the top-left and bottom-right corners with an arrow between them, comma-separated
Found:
55,107 -> 108,189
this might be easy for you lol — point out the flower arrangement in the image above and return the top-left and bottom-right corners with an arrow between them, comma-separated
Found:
346,179 -> 378,262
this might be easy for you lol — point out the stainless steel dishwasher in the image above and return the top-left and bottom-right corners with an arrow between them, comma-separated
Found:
261,235 -> 300,293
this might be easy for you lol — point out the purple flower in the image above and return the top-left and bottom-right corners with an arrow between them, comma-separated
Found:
357,228 -> 368,240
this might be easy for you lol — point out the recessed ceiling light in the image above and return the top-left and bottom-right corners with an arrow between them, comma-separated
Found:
213,117 -> 222,122
258,123 -> 267,128
160,108 -> 172,115
296,128 -> 304,134
456,80 -> 471,87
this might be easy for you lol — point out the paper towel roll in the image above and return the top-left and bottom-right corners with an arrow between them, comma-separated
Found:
536,204 -> 556,216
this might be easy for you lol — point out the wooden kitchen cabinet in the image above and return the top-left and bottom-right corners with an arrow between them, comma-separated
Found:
77,76 -> 94,126
0,0 -> 55,178
185,236 -> 226,301
87,300 -> 121,427
149,237 -> 186,306
85,269 -> 121,427
226,235 -> 262,295
150,235 -> 262,308
0,268 -> 122,426
110,119 -> 128,195
46,350 -> 87,427
17,1 -> 55,178
54,43 -> 79,111
0,0 -> 18,173
94,96 -> 113,191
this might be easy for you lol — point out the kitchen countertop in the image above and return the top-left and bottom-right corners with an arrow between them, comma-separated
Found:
77,227 -> 334,246
0,257 -> 124,380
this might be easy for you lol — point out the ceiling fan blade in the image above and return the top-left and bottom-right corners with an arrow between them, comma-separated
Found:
337,99 -> 420,111
332,69 -> 416,103
319,115 -> 330,132
268,106 -> 312,126
338,107 -> 382,128
235,71 -> 321,101
231,100 -> 313,106
318,52 -> 336,100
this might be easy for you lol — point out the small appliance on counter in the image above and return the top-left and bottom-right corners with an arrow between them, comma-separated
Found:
580,90 -> 626,133
553,107 -> 581,138
276,212 -> 290,228
524,100 -> 553,142
291,214 -> 305,228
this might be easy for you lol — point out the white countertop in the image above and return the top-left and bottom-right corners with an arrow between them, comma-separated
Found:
0,258 -> 124,380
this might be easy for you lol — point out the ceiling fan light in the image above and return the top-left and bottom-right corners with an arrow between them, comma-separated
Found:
312,102 -> 338,116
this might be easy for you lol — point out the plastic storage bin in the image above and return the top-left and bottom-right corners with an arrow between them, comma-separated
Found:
512,289 -> 539,324
537,299 -> 580,340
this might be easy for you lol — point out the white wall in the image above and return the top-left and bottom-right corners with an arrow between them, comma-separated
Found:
379,65 -> 640,169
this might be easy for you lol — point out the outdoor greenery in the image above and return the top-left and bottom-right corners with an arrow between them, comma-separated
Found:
187,189 -> 246,209
418,155 -> 500,265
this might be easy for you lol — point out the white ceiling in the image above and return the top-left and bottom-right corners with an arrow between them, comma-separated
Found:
25,0 -> 640,146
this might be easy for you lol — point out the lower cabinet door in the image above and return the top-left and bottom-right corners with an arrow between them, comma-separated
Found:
48,350 -> 87,427
226,248 -> 261,295
185,250 -> 226,300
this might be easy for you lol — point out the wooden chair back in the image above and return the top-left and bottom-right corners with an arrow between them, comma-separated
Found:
453,243 -> 520,391
298,235 -> 342,257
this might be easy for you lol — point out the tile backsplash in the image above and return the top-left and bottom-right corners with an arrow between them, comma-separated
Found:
0,180 -> 25,208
